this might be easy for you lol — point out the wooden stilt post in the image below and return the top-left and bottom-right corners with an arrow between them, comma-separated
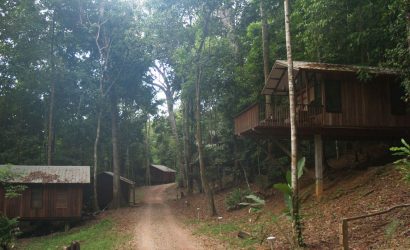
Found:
133,184 -> 136,205
314,134 -> 323,200
340,219 -> 349,250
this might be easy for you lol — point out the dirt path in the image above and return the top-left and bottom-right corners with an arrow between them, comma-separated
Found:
134,184 -> 205,250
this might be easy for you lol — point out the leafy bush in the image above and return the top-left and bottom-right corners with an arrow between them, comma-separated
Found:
225,188 -> 251,211
390,139 -> 410,182
239,194 -> 265,213
0,165 -> 26,198
0,165 -> 26,249
0,215 -> 20,249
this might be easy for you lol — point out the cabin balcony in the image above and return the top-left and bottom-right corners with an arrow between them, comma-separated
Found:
234,103 -> 324,137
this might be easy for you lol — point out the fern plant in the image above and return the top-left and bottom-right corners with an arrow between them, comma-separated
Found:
390,139 -> 410,182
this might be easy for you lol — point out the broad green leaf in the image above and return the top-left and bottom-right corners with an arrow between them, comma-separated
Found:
274,183 -> 292,195
297,157 -> 306,179
284,194 -> 292,215
286,170 -> 291,185
245,194 -> 265,205
401,139 -> 410,149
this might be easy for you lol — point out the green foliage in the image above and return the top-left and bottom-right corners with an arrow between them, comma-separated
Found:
390,139 -> 410,182
195,219 -> 258,249
273,157 -> 306,216
19,219 -> 130,250
239,194 -> 266,213
385,219 -> 400,239
225,188 -> 252,211
0,165 -> 26,198
0,215 -> 19,249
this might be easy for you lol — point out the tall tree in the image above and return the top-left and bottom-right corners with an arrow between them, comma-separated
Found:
260,0 -> 272,118
284,0 -> 303,245
47,7 -> 56,165
194,6 -> 217,216
183,97 -> 193,193
149,63 -> 185,186
110,88 -> 121,208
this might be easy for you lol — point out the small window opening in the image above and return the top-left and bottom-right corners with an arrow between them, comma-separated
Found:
31,188 -> 43,209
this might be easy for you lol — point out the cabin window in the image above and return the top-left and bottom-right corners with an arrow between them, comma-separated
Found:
31,188 -> 43,209
324,80 -> 342,113
390,82 -> 407,115
307,72 -> 322,105
314,79 -> 322,105
56,190 -> 68,208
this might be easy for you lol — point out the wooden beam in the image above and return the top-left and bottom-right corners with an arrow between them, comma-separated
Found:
314,134 -> 323,200
272,139 -> 291,158
274,69 -> 287,90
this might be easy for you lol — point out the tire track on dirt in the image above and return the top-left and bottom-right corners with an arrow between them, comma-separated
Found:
134,184 -> 205,250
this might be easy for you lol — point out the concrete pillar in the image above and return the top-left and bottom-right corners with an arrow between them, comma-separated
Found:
314,134 -> 323,200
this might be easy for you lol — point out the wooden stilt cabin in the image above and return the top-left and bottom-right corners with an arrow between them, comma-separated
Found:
234,60 -> 410,198
0,165 -> 90,220
150,164 -> 176,185
96,172 -> 135,209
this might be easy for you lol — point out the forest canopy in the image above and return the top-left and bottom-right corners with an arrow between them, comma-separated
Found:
0,0 -> 409,186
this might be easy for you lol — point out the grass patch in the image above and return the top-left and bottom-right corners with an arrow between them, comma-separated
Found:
194,220 -> 258,249
17,219 -> 130,250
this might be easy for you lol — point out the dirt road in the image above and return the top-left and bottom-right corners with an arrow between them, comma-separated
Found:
134,184 -> 205,250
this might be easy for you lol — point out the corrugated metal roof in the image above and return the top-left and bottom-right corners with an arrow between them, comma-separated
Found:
261,60 -> 399,95
150,164 -> 177,173
277,60 -> 398,74
101,171 -> 135,185
0,165 -> 90,184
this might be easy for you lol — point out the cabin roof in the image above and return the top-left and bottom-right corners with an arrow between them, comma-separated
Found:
0,165 -> 90,184
262,60 -> 399,95
100,171 -> 135,185
150,164 -> 176,173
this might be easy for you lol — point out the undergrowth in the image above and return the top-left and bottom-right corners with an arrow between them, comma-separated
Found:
17,219 -> 130,250
194,219 -> 258,249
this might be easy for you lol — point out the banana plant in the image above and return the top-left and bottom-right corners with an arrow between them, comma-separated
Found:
273,157 -> 305,217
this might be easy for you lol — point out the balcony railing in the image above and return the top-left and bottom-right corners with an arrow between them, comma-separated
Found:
234,103 -> 324,135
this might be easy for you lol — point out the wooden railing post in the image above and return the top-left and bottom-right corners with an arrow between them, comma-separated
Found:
340,219 -> 349,250
339,204 -> 410,250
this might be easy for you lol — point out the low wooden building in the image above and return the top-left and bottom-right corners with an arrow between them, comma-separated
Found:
96,172 -> 135,209
234,60 -> 410,198
150,164 -> 176,185
0,165 -> 90,220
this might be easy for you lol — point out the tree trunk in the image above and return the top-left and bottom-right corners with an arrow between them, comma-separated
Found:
47,81 -> 55,166
284,0 -> 303,246
47,11 -> 56,166
195,66 -> 217,216
407,11 -> 410,53
260,0 -> 274,163
194,8 -> 217,217
110,89 -> 121,209
145,119 -> 151,186
165,90 -> 185,187
92,1 -> 110,211
260,0 -> 272,118
93,110 -> 101,211
125,146 -> 130,177
183,99 -> 193,194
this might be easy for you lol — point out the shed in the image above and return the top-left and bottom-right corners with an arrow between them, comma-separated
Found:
0,165 -> 90,220
96,172 -> 135,209
150,164 -> 176,185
